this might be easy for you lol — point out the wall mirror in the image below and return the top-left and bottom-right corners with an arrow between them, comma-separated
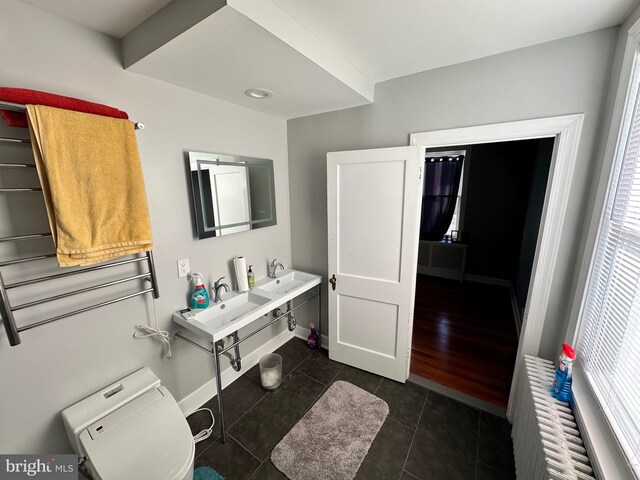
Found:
187,151 -> 277,238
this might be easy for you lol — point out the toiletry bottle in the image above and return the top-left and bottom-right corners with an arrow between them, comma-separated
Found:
248,265 -> 255,289
307,323 -> 319,349
551,343 -> 576,401
190,273 -> 210,309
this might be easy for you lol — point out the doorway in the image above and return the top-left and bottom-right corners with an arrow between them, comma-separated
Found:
410,114 -> 584,416
411,138 -> 554,409
325,114 -> 584,414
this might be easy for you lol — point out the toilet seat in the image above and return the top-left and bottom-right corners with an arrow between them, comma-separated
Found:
79,386 -> 195,480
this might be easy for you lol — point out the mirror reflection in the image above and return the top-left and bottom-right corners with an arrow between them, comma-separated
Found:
187,151 -> 277,238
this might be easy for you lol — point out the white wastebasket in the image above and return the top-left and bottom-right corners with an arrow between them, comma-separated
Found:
259,353 -> 283,390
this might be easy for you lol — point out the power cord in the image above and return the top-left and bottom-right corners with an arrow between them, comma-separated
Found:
133,297 -> 172,359
189,408 -> 215,444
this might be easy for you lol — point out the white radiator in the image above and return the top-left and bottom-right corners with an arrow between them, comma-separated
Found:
511,355 -> 595,480
417,240 -> 467,281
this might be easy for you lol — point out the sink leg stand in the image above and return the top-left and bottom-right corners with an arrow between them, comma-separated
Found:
213,341 -> 226,443
318,284 -> 322,350
172,332 -> 228,442
174,285 -> 322,443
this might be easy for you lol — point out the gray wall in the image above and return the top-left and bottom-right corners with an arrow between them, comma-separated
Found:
463,140 -> 542,281
0,1 -> 291,453
287,27 -> 618,361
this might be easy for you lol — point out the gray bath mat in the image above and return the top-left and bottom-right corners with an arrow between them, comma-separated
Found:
271,380 -> 389,480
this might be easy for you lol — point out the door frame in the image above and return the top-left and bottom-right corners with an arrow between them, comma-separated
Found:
409,113 -> 584,416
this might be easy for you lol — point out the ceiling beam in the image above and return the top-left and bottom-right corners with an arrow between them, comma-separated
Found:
121,0 -> 374,104
122,0 -> 227,69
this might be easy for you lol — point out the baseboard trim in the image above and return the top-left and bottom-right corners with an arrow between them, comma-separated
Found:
294,325 -> 328,350
417,265 -> 463,281
408,374 -> 507,418
464,274 -> 512,287
178,328 -> 295,415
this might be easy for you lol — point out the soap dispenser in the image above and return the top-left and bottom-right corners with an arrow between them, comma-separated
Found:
247,265 -> 255,289
190,273 -> 210,309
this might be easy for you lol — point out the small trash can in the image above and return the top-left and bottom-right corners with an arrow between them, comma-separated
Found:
259,353 -> 283,390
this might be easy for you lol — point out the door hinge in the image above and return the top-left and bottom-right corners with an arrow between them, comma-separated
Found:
418,165 -> 423,180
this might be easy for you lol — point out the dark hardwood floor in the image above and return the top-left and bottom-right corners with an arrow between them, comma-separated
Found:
411,275 -> 519,408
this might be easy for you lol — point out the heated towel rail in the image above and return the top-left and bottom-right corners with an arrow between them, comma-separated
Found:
0,100 -> 157,347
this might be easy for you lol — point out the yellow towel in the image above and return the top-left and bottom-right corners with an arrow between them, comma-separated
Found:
26,105 -> 152,267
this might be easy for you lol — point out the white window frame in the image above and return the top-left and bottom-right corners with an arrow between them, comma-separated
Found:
566,18 -> 640,480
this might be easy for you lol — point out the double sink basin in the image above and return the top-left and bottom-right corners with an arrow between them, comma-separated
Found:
172,269 -> 321,342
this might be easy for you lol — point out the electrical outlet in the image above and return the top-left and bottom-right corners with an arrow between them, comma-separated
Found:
177,258 -> 190,278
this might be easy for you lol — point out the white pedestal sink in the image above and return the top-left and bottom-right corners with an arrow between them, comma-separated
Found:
172,269 -> 321,343
173,291 -> 272,342
172,268 -> 322,445
253,269 -> 320,297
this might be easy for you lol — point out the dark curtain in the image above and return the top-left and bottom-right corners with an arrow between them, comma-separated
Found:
420,155 -> 464,241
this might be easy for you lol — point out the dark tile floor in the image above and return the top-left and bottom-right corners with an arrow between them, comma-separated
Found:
186,338 -> 516,480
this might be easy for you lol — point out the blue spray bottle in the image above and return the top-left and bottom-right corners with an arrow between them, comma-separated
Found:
551,343 -> 576,402
190,273 -> 210,309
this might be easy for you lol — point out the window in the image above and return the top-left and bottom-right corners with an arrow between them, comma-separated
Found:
445,164 -> 464,239
421,149 -> 466,241
576,30 -> 640,476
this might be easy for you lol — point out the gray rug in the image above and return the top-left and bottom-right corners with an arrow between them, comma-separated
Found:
271,380 -> 389,480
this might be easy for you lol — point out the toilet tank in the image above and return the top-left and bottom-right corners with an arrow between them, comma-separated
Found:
61,367 -> 162,454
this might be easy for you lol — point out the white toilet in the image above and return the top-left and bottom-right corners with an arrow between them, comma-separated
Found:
61,367 -> 195,480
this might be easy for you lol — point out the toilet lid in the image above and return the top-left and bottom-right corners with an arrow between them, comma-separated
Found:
79,386 -> 195,480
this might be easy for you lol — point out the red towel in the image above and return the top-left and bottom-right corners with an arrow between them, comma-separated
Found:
0,87 -> 129,128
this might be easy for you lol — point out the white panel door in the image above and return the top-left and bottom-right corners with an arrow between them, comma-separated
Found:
327,146 -> 424,382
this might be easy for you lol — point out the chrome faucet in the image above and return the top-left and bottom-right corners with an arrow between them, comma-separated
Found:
269,259 -> 285,278
212,276 -> 230,303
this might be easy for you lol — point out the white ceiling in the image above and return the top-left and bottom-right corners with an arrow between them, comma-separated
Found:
16,0 -> 640,118
271,0 -> 638,83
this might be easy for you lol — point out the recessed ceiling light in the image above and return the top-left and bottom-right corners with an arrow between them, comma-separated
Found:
245,88 -> 273,99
